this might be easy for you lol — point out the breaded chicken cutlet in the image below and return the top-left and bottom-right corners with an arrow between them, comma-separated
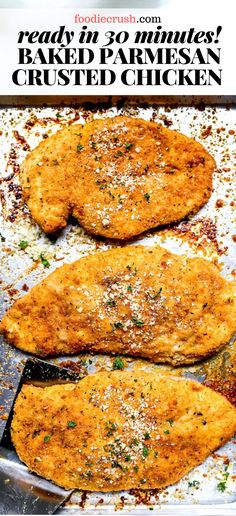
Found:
21,116 -> 215,239
1,246 -> 235,365
11,371 -> 236,491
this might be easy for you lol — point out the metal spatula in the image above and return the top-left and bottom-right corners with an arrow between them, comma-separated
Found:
0,358 -> 82,515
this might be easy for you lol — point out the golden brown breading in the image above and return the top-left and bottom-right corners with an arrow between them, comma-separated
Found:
11,371 -> 236,491
21,116 -> 215,239
1,246 -> 235,365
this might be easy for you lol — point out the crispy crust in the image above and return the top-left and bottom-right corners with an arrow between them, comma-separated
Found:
1,245 -> 235,364
21,116 -> 215,239
11,371 -> 236,491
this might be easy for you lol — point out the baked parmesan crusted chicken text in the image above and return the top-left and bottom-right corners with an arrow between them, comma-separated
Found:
21,116 -> 215,239
1,246 -> 235,365
11,371 -> 236,491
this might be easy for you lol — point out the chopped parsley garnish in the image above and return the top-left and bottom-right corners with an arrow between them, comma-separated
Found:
85,461 -> 93,467
148,287 -> 162,300
167,418 -> 174,426
32,429 -> 40,438
132,317 -> 144,327
140,479 -> 146,484
125,455 -> 131,462
127,285 -> 133,292
142,446 -> 149,457
39,254 -> 50,268
106,420 -> 117,436
56,113 -> 62,119
67,420 -> 77,428
113,322 -> 124,330
133,465 -> 139,473
0,233 -> 6,242
169,168 -> 175,174
19,240 -> 29,250
77,144 -> 84,152
112,461 -> 123,469
163,429 -> 170,435
106,299 -> 116,307
217,481 -> 227,493
44,435 -> 51,442
130,438 -> 139,447
113,357 -> 124,370
91,141 -> 97,148
125,142 -> 132,150
82,470 -> 93,479
114,150 -> 123,158
106,421 -> 117,431
144,432 -> 151,440
188,480 -> 200,488
144,193 -> 150,203
94,155 -> 101,161
216,466 -> 229,492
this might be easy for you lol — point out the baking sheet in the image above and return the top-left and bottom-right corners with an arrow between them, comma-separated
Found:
0,96 -> 235,513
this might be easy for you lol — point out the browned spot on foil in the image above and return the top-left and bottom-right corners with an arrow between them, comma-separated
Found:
0,413 -> 8,421
35,117 -> 62,126
7,147 -> 20,176
0,189 -> 6,208
169,218 -> 226,255
232,235 -> 236,243
201,125 -> 212,139
13,131 -> 30,151
129,488 -> 161,505
215,199 -> 225,208
159,114 -> 173,127
204,376 -> 236,406
59,360 -> 83,374
211,454 -> 230,468
79,491 -> 88,509
115,495 -> 128,510
7,288 -> 18,297
58,360 -> 89,378
68,113 -> 81,124
24,115 -> 39,130
95,498 -> 104,507
0,147 -> 25,222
